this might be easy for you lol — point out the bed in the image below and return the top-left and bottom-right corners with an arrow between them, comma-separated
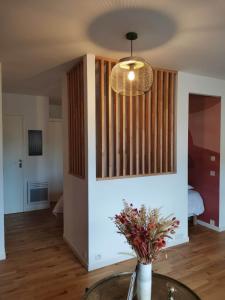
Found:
188,185 -> 205,224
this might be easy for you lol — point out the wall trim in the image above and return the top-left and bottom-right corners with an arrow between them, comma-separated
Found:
197,220 -> 225,232
166,236 -> 189,248
88,236 -> 189,271
88,255 -> 133,272
23,203 -> 49,212
63,235 -> 88,270
0,250 -> 6,260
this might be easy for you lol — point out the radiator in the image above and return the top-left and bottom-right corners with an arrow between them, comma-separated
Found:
27,181 -> 48,204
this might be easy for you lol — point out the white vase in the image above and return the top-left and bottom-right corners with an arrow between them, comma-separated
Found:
136,263 -> 152,300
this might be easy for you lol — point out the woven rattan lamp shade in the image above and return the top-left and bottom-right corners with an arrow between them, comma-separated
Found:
110,32 -> 153,96
111,56 -> 153,96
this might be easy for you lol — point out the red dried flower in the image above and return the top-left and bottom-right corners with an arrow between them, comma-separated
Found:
112,201 -> 179,264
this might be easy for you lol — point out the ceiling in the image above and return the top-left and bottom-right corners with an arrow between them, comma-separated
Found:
1,0 -> 225,97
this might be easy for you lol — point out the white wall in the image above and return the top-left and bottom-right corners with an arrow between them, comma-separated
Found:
48,119 -> 63,202
62,69 -> 88,267
177,72 -> 225,231
0,64 -> 5,260
49,104 -> 62,119
3,93 -> 49,211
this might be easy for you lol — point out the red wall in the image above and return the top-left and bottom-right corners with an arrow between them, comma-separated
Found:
188,94 -> 221,226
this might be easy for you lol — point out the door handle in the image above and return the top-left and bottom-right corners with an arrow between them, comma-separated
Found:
18,159 -> 22,168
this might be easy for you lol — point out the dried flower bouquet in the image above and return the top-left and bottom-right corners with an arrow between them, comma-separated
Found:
113,201 -> 180,264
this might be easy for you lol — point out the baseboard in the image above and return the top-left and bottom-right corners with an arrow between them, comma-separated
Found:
88,255 -> 134,271
63,233 -> 189,272
0,250 -> 6,260
88,236 -> 189,271
166,236 -> 189,248
197,220 -> 222,232
23,203 -> 50,212
63,235 -> 88,270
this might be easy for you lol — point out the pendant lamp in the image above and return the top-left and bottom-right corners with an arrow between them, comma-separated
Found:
111,32 -> 153,96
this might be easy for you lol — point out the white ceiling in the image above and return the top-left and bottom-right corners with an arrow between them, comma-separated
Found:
1,0 -> 225,97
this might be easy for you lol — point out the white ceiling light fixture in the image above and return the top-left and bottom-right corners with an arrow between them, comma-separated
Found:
111,32 -> 153,96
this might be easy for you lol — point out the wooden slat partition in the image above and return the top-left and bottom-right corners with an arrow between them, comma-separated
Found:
95,57 -> 177,179
67,60 -> 85,178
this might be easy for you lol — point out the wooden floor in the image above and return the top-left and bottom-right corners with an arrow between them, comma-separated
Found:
1,210 -> 225,300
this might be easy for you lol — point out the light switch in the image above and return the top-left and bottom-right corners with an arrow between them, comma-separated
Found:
210,156 -> 216,162
210,170 -> 216,176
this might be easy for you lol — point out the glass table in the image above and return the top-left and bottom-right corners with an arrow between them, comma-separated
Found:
84,272 -> 201,300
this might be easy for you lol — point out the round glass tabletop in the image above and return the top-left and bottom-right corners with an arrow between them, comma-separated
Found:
84,272 -> 201,300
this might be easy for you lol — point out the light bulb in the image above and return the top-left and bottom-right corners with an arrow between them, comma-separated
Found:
128,70 -> 135,81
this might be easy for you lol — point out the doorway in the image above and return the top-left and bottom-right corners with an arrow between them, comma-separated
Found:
188,94 -> 221,228
3,113 -> 50,214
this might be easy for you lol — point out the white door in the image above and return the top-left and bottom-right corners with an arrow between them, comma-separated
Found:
3,115 -> 24,214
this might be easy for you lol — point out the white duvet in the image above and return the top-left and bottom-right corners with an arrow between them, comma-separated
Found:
188,189 -> 205,217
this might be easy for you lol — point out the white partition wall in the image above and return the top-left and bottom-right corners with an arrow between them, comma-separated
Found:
62,54 -> 190,271
85,55 -> 189,270
62,70 -> 89,268
0,64 -> 5,260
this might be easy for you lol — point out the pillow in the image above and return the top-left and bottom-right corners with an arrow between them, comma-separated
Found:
188,184 -> 194,190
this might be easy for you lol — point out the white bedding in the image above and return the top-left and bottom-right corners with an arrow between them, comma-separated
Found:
52,195 -> 63,216
188,190 -> 204,217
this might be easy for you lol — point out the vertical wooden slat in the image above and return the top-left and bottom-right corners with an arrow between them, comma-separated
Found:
67,73 -> 71,173
95,57 -> 176,178
105,62 -> 109,177
107,62 -> 113,177
129,94 -> 133,175
79,62 -> 83,176
80,62 -> 85,177
125,96 -> 129,175
77,65 -> 80,176
163,72 -> 169,172
115,89 -> 120,176
157,71 -> 163,173
146,91 -> 151,174
151,70 -> 158,173
75,67 -> 79,175
69,71 -> 73,174
135,95 -> 140,174
67,59 -> 85,178
122,94 -> 126,175
134,96 -> 139,175
112,91 -> 116,176
141,94 -> 145,174
132,94 -> 136,174
119,94 -> 123,175
168,72 -> 175,172
73,68 -> 77,175
96,60 -> 101,178
100,60 -> 106,177
144,91 -> 149,174
139,95 -> 143,173
76,66 -> 79,175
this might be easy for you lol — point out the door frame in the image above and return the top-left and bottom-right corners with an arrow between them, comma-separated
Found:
187,93 -> 221,231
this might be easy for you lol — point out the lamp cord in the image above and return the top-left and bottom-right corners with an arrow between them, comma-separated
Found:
131,40 -> 133,57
